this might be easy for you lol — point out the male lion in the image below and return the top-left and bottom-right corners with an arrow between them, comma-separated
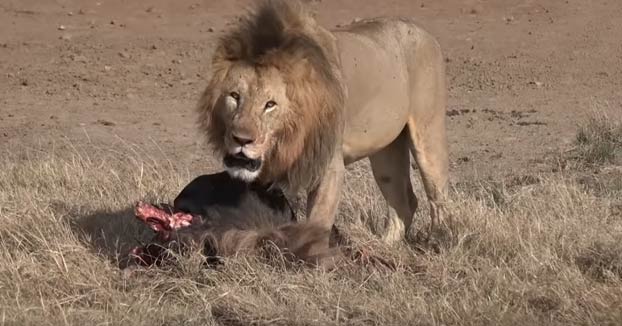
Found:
197,0 -> 449,248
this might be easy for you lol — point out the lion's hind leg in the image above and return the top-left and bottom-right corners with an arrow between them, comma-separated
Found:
369,129 -> 419,244
406,114 -> 450,242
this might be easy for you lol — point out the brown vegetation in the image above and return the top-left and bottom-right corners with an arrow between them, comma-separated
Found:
1,119 -> 621,324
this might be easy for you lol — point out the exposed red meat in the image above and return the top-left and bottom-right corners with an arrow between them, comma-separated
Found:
134,201 -> 193,233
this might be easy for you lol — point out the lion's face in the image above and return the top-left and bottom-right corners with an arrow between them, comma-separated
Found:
212,65 -> 293,182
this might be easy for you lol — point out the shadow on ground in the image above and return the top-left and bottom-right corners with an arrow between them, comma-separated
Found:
67,205 -> 154,266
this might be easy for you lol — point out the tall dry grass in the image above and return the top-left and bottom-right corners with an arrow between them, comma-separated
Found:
0,122 -> 621,325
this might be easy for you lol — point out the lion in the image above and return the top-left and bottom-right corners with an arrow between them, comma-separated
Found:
196,0 -> 449,248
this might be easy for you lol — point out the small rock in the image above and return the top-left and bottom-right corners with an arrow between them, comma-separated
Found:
78,9 -> 86,15
118,51 -> 130,59
7,73 -> 15,78
110,20 -> 115,25
207,27 -> 214,32
58,25 -> 66,30
59,34 -> 72,41
151,44 -> 157,50
352,17 -> 362,23
146,6 -> 155,13
96,119 -> 116,126
2,133 -> 7,137
104,65 -> 112,71
20,80 -> 28,86
172,59 -> 182,64
67,11 -> 73,16
72,55 -> 87,63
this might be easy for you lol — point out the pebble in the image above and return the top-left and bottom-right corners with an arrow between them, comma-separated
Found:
58,25 -> 66,30
96,119 -> 116,126
72,55 -> 87,63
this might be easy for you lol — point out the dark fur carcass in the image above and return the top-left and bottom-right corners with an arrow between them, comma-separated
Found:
123,172 -> 341,269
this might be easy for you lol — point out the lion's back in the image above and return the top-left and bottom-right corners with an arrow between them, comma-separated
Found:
333,18 -> 446,161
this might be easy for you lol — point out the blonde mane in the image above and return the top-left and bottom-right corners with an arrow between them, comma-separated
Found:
197,0 -> 346,192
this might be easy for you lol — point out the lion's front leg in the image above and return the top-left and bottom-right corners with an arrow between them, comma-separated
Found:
305,151 -> 345,254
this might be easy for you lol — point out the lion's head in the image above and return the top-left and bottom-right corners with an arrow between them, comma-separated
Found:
197,0 -> 345,192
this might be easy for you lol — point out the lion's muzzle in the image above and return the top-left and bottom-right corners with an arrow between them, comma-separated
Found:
224,152 -> 262,172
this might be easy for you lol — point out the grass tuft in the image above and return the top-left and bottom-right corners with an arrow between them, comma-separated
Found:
574,115 -> 622,165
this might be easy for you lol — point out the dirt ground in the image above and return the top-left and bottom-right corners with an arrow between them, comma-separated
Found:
2,0 -> 620,179
1,0 -> 622,325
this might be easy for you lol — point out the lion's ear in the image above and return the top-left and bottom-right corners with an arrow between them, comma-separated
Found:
284,57 -> 314,80
212,37 -> 244,65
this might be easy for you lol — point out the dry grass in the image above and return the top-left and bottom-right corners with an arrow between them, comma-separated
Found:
574,114 -> 622,166
1,135 -> 622,325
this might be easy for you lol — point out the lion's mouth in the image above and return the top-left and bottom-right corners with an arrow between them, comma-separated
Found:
224,153 -> 262,172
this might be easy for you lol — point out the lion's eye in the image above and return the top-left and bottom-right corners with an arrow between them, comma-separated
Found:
264,100 -> 277,111
229,91 -> 240,101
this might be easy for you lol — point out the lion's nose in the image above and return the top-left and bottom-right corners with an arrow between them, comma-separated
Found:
232,133 -> 255,146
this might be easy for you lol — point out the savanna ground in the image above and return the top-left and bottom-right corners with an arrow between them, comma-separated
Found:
1,0 -> 622,325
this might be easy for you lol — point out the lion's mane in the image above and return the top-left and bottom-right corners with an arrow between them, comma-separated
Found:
196,0 -> 346,192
